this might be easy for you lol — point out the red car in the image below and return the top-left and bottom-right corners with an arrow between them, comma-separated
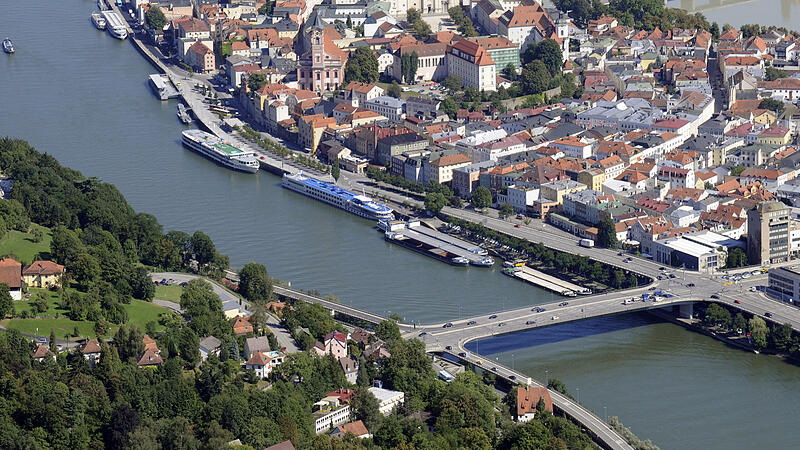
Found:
734,300 -> 742,304
514,224 -> 521,228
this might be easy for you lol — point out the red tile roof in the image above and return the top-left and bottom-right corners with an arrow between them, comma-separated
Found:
137,348 -> 164,366
32,344 -> 54,360
82,339 -> 102,354
516,386 -> 553,417
333,420 -> 370,437
0,258 -> 21,289
22,260 -> 64,276
246,351 -> 271,366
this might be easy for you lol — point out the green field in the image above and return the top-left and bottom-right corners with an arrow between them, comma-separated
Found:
0,224 -> 52,265
6,289 -> 173,338
154,284 -> 184,303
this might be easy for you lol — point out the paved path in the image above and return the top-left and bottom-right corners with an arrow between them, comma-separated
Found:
153,299 -> 182,314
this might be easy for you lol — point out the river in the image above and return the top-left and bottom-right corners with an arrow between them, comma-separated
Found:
1,1 -> 799,448
676,0 -> 800,29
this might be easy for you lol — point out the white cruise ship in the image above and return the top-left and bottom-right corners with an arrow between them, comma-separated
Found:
181,130 -> 259,173
282,173 -> 394,220
101,10 -> 127,39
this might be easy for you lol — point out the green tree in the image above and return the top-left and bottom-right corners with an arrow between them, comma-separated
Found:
353,386 -> 382,432
759,97 -> 785,114
375,319 -> 401,341
596,215 -> 618,248
331,159 -> 340,181
766,67 -> 788,81
344,47 -> 379,84
772,323 -> 793,352
749,316 -> 769,350
612,269 -> 626,288
178,326 -> 200,367
733,313 -> 747,334
628,272 -> 638,288
424,192 -> 447,215
405,52 -> 420,84
146,6 -> 167,30
729,165 -> 746,176
443,75 -> 463,92
471,186 -> 492,209
441,97 -> 458,119
238,262 -> 273,302
49,329 -> 57,353
69,253 -> 101,288
31,293 -> 48,316
523,39 -> 563,75
247,72 -> 271,92
387,81 -> 402,98
502,63 -> 517,80
346,14 -> 353,28
704,303 -> 732,328
520,60 -> 552,95
725,248 -> 747,268
406,8 -> 421,23
190,231 -> 216,266
499,203 -> 514,219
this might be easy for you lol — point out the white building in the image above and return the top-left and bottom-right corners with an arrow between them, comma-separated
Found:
313,400 -> 352,434
365,96 -> 406,122
368,387 -> 405,416
446,40 -> 497,92
507,185 -> 539,212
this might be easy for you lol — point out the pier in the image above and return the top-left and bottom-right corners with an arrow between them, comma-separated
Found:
383,220 -> 493,266
504,265 -> 589,296
148,74 -> 179,100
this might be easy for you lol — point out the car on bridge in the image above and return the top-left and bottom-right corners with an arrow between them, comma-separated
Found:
445,346 -> 452,350
458,352 -> 467,357
559,302 -> 569,306
489,314 -> 497,319
467,320 -> 476,325
687,283 -> 695,287
551,315 -> 559,320
734,299 -> 742,304
443,322 -> 453,328
710,294 -> 720,299
418,332 -> 427,336
531,307 -> 545,312
498,322 -> 506,327
765,312 -> 773,318
526,320 -> 536,325
491,367 -> 497,371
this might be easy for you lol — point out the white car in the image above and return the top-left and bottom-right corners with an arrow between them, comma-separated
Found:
551,315 -> 559,320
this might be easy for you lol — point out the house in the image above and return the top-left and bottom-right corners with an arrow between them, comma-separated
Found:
142,334 -> 160,354
31,344 -> 55,362
446,39 -> 497,92
231,316 -> 254,335
330,420 -> 372,439
245,351 -> 273,379
82,339 -> 102,367
222,300 -> 243,319
313,395 -> 352,434
22,260 -> 64,288
338,355 -> 359,384
323,331 -> 348,358
230,40 -> 251,57
425,153 -> 472,184
245,335 -> 271,359
0,257 -> 22,300
343,82 -> 384,107
137,349 -> 164,368
185,41 -> 216,73
199,336 -> 222,361
266,441 -> 295,450
368,386 -> 404,415
515,386 -> 553,422
498,4 -> 563,57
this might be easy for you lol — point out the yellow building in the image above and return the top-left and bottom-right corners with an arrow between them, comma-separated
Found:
22,260 -> 64,288
757,126 -> 791,146
578,168 -> 606,192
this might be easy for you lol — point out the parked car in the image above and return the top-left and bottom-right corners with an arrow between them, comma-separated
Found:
36,337 -> 47,344
687,283 -> 695,287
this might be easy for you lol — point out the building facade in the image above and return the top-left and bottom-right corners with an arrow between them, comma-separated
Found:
747,201 -> 791,265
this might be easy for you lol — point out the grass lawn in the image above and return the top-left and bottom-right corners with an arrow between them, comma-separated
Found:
154,284 -> 184,303
7,291 -> 172,338
0,224 -> 52,265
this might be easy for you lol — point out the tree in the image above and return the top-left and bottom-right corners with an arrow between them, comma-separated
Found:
729,165 -> 746,177
331,159 -> 340,181
704,303 -> 732,328
710,22 -> 720,41
499,203 -> 514,219
725,248 -> 747,268
471,186 -> 492,209
733,313 -> 747,334
522,39 -> 563,75
424,192 -> 447,215
353,386 -> 382,431
441,97 -> 458,119
749,316 -> 769,350
146,6 -> 167,30
502,63 -> 517,80
405,52 -> 420,84
406,8 -> 421,24
596,215 -> 618,249
31,293 -> 48,316
190,231 -> 216,266
346,14 -> 353,29
628,273 -> 638,288
130,266 -> 155,301
238,262 -> 273,302
344,47 -> 379,84
412,18 -> 431,38
612,270 -> 626,288
759,97 -> 785,114
375,319 -> 401,341
178,326 -> 200,367
772,323 -> 793,353
765,67 -> 788,81
387,81 -> 401,98
443,75 -> 463,92
520,60 -> 552,95
49,329 -> 57,354
247,72 -> 270,92
69,253 -> 100,288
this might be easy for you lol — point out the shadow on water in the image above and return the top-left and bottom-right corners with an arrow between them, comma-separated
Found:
464,312 -> 667,356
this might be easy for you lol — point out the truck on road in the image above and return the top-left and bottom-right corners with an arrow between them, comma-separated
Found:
579,238 -> 595,248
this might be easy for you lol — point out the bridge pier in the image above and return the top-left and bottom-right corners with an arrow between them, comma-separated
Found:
678,302 -> 694,320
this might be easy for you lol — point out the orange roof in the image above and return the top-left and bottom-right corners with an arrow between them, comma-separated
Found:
725,55 -> 760,66
516,386 -> 553,417
22,260 -> 64,276
430,154 -> 471,167
32,344 -> 54,359
345,81 -> 379,94
231,41 -> 249,51
246,351 -> 271,366
137,348 -> 164,366
143,334 -> 159,353
334,420 -> 370,437
82,339 -> 102,354
188,41 -> 212,56
0,258 -> 21,289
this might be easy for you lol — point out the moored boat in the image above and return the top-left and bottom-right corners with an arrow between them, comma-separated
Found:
3,38 -> 15,54
91,12 -> 106,30
181,129 -> 259,173
282,173 -> 394,220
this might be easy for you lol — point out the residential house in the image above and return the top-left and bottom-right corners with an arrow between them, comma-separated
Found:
298,114 -> 337,154
338,355 -> 359,384
376,133 -> 427,166
245,351 -> 273,379
498,4 -> 564,57
658,166 -> 697,189
313,395 -> 352,434
32,344 -> 55,362
515,386 -> 553,422
22,260 -> 64,288
314,331 -> 348,358
199,336 -> 222,361
185,41 -> 216,73
368,387 -> 405,415
343,82 -> 384,107
137,349 -> 164,368
365,96 -> 405,122
223,300 -> 244,319
82,339 -> 102,367
425,153 -> 472,184
550,136 -> 593,158
0,258 -> 22,300
231,316 -> 254,335
331,420 -> 372,439
245,336 -> 271,359
757,126 -> 791,146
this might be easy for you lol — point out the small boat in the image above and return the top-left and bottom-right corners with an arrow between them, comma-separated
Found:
177,104 -> 193,125
2,38 -> 14,54
91,12 -> 107,30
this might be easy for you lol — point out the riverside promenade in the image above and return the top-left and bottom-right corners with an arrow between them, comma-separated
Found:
101,0 -> 331,181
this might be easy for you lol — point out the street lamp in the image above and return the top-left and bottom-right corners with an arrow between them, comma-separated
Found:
604,406 -> 607,423
576,387 -> 580,404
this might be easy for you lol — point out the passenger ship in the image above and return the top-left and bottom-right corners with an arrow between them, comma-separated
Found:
282,173 -> 394,220
181,130 -> 259,173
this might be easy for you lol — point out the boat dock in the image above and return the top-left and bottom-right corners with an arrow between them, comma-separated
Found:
149,74 -> 179,100
503,266 -> 588,296
383,220 -> 493,267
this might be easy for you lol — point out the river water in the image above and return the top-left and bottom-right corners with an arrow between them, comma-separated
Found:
676,0 -> 800,29
2,1 -> 800,448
